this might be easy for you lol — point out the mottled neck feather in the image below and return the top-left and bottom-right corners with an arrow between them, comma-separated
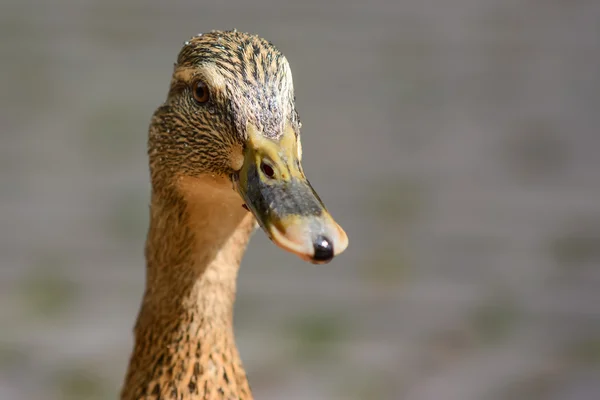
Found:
121,175 -> 257,400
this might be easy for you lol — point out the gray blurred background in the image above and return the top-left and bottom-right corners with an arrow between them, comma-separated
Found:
1,1 -> 600,399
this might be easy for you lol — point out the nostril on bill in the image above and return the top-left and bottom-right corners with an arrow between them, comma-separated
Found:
312,235 -> 334,263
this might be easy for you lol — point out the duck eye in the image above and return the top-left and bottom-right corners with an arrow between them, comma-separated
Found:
260,161 -> 275,179
192,80 -> 209,103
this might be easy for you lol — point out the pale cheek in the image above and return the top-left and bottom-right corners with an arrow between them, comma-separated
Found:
296,139 -> 303,160
230,144 -> 245,170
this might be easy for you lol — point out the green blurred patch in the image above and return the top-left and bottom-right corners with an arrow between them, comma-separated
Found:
107,187 -> 148,243
562,336 -> 600,367
19,258 -> 78,318
285,314 -> 347,362
549,224 -> 600,268
340,373 -> 390,400
366,178 -> 424,226
52,366 -> 112,400
0,13 -> 32,37
469,291 -> 520,344
82,104 -> 144,164
4,52 -> 54,110
361,243 -> 412,286
359,178 -> 420,285
233,293 -> 264,327
0,342 -> 29,370
496,375 -> 555,400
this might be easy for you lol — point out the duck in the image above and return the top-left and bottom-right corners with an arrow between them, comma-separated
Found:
120,30 -> 349,400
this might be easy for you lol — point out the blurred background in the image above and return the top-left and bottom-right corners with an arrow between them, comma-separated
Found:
1,1 -> 600,399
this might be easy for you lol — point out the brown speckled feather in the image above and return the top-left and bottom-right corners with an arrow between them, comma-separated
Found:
121,30 -> 301,400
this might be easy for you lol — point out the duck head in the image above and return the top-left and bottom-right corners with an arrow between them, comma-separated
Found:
148,31 -> 348,264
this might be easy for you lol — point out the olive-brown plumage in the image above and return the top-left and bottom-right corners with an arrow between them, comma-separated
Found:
120,30 -> 348,400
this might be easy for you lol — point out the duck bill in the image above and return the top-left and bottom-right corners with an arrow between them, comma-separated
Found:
234,124 -> 348,264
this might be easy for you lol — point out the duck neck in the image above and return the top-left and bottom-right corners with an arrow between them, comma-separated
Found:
121,176 -> 257,400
